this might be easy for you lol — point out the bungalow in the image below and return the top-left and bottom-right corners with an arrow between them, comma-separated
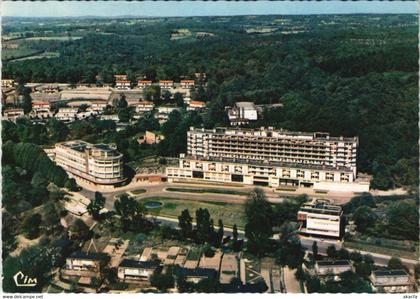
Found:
31,101 -> 51,119
370,270 -> 414,293
315,260 -> 353,280
117,259 -> 161,282
180,80 -> 195,89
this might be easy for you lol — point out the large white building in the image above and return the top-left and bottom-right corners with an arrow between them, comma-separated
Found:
297,200 -> 343,238
166,127 -> 370,192
54,140 -> 126,187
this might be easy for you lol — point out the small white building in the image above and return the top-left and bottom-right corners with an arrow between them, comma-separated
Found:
226,102 -> 258,125
31,101 -> 51,118
114,74 -> 128,81
55,107 -> 78,122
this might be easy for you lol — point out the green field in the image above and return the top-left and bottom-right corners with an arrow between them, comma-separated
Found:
166,187 -> 249,196
1,48 -> 40,60
139,197 -> 246,229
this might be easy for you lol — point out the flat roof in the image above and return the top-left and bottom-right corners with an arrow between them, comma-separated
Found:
373,270 -> 408,277
317,260 -> 351,267
235,102 -> 256,108
119,259 -> 160,269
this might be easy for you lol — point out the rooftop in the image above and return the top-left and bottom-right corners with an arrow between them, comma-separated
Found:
317,260 -> 352,267
235,102 -> 257,109
119,259 -> 160,269
373,270 -> 409,277
299,202 -> 342,216
174,267 -> 217,278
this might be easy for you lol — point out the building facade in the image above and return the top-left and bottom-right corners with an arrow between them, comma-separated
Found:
370,270 -> 414,293
226,102 -> 258,125
166,127 -> 369,192
3,108 -> 25,121
297,201 -> 343,238
54,140 -> 126,186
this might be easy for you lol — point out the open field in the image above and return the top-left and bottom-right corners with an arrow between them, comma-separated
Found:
138,196 -> 247,229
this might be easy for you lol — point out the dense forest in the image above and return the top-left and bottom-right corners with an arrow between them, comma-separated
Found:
2,14 -> 419,190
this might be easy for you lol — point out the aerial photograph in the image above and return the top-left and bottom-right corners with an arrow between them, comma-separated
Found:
1,0 -> 419,295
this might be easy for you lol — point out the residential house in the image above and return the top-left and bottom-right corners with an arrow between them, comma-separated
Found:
159,80 -> 174,90
55,107 -> 78,122
180,80 -> 195,89
315,260 -> 353,280
174,267 -> 217,284
137,131 -> 164,145
3,108 -> 25,121
370,270 -> 414,293
187,100 -> 206,111
138,80 -> 153,89
117,259 -> 161,282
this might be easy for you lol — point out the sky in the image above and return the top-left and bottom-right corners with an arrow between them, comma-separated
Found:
2,1 -> 418,18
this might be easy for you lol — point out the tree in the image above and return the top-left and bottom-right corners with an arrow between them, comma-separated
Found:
22,92 -> 33,114
352,206 -> 377,233
387,257 -> 405,270
232,224 -> 238,243
311,241 -> 318,262
117,94 -> 128,108
178,209 -> 193,240
326,245 -> 337,258
196,208 -> 213,244
150,270 -> 175,292
22,213 -> 42,239
244,188 -> 273,256
216,219 -> 224,247
114,194 -> 147,232
64,178 -> 78,191
87,192 -> 106,220
355,262 -> 372,278
338,248 -> 350,260
195,277 -> 222,293
275,222 -> 304,269
386,202 -> 419,241
349,251 -> 363,263
174,92 -> 184,107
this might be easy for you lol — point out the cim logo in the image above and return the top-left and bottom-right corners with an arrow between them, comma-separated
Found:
13,271 -> 37,287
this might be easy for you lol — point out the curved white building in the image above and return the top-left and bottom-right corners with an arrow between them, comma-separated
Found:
54,140 -> 125,186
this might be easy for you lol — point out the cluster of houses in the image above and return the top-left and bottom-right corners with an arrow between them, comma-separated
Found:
309,259 -> 415,293
61,242 -> 242,292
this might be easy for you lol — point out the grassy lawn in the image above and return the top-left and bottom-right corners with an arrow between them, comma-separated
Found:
166,187 -> 249,196
139,197 -> 246,229
344,241 -> 419,260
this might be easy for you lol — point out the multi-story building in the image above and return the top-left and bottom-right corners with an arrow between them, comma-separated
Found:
226,102 -> 258,125
180,79 -> 195,89
55,107 -> 78,122
54,140 -> 126,187
115,80 -> 131,90
31,101 -> 51,118
370,270 -> 414,293
166,127 -> 369,192
297,200 -> 343,238
3,108 -> 25,121
138,80 -> 153,89
159,80 -> 174,90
